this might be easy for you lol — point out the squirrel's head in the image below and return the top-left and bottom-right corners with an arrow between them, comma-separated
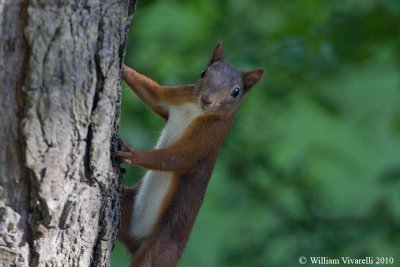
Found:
194,42 -> 264,115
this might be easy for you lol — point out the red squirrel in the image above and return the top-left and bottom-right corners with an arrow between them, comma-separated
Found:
117,42 -> 264,267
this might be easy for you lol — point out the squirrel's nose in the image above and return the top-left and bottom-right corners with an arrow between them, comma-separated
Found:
201,95 -> 212,105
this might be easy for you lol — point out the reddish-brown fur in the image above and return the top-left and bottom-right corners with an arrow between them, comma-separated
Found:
118,42 -> 263,267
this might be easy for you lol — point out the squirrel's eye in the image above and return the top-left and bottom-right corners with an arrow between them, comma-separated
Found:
200,69 -> 207,78
231,87 -> 240,98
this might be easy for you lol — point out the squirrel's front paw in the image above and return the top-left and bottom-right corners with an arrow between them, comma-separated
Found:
121,141 -> 134,152
121,64 -> 128,78
117,142 -> 135,164
121,64 -> 136,79
117,150 -> 135,164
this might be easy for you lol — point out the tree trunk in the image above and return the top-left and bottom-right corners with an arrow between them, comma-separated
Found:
0,0 -> 136,266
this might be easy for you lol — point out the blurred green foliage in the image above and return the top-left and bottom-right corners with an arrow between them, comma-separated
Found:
112,0 -> 400,266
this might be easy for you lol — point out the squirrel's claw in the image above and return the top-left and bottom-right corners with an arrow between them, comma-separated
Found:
117,151 -> 134,164
121,142 -> 134,152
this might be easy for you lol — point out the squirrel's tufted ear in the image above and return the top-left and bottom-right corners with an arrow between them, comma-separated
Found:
243,68 -> 264,93
209,41 -> 224,65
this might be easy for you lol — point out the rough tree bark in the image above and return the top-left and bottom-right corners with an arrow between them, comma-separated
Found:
0,0 -> 136,266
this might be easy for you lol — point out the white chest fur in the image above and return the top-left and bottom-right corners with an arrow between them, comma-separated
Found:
130,103 -> 204,238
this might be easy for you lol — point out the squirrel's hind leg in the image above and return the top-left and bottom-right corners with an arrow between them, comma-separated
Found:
118,187 -> 141,254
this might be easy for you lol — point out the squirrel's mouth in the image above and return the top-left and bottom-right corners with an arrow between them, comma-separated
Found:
200,103 -> 221,114
198,95 -> 223,114
199,102 -> 213,113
